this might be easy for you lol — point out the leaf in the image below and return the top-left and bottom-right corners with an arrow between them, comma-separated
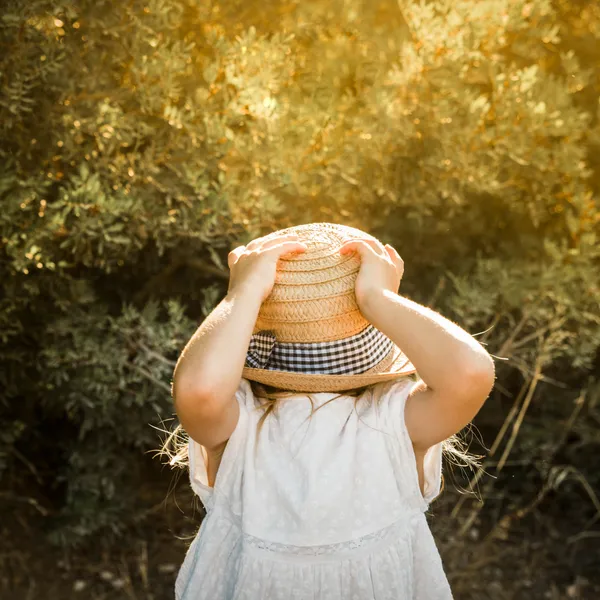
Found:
207,245 -> 225,270
203,63 -> 219,84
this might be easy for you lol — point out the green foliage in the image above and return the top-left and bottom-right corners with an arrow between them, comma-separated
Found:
39,299 -> 195,543
0,0 -> 598,573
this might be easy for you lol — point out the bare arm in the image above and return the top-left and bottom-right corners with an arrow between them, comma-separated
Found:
172,289 -> 263,450
362,290 -> 494,394
362,290 -> 495,450
172,233 -> 307,450
340,239 -> 495,450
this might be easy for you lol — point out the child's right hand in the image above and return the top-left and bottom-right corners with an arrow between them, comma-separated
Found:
227,233 -> 308,303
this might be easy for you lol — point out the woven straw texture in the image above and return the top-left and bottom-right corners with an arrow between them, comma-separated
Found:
254,223 -> 375,342
241,223 -> 416,391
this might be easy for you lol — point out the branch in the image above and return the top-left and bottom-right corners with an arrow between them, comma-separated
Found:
496,309 -> 531,357
135,340 -> 177,367
128,364 -> 172,394
494,358 -> 543,472
0,492 -> 51,516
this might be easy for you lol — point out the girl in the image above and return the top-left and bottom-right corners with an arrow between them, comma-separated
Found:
169,222 -> 495,599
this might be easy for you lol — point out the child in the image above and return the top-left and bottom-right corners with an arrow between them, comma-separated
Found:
169,222 -> 495,599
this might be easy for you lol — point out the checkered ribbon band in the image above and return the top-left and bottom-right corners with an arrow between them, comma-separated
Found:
245,325 -> 394,375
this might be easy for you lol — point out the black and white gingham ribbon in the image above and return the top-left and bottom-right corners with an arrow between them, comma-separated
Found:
245,325 -> 394,375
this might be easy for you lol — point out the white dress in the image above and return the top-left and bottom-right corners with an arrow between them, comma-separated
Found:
175,377 -> 454,599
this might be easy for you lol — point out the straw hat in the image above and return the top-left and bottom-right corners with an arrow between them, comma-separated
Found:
241,222 -> 416,392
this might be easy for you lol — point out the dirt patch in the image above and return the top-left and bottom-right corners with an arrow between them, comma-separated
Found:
1,473 -> 201,600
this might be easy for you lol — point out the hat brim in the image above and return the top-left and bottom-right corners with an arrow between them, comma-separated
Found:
241,345 -> 417,392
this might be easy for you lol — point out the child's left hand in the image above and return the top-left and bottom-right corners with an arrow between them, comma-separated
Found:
339,238 -> 404,315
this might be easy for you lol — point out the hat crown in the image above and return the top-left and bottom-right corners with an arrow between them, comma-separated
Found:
255,223 -> 379,343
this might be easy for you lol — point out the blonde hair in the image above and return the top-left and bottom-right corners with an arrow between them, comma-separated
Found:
158,379 -> 483,502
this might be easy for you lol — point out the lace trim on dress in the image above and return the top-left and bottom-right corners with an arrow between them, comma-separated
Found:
241,515 -> 416,562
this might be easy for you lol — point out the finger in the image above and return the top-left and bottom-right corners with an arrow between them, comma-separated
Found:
246,233 -> 301,252
245,236 -> 266,251
260,234 -> 302,251
228,245 -> 246,268
340,237 -> 386,256
263,241 -> 308,258
385,244 -> 404,273
364,238 -> 387,256
338,239 -> 381,260
384,243 -> 403,265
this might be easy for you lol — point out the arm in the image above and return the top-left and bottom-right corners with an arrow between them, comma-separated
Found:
362,290 -> 495,449
340,239 -> 495,451
363,290 -> 494,395
172,233 -> 307,450
172,289 -> 263,450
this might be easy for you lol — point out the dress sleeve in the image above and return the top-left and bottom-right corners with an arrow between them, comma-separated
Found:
187,378 -> 254,510
377,376 -> 444,508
